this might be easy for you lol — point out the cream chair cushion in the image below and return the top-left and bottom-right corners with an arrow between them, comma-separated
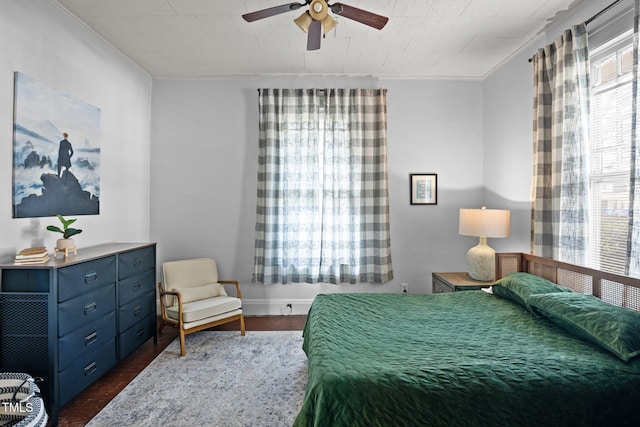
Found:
162,258 -> 227,306
171,283 -> 226,303
163,258 -> 222,287
166,296 -> 242,324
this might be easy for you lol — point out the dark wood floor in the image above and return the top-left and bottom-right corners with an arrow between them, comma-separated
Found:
56,315 -> 306,426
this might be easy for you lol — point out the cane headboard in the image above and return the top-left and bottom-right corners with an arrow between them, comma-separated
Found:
495,253 -> 640,312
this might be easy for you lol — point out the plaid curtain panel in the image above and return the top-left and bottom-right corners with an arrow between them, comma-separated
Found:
252,88 -> 393,284
629,1 -> 640,277
531,23 -> 590,265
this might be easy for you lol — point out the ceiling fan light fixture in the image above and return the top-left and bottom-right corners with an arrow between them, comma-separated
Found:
294,11 -> 312,33
308,0 -> 329,21
244,0 -> 389,51
321,15 -> 337,34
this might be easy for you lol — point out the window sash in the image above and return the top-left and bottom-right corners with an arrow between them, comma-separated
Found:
588,30 -> 633,275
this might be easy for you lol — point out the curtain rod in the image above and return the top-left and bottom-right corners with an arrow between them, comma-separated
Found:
528,0 -> 624,62
586,0 -> 623,25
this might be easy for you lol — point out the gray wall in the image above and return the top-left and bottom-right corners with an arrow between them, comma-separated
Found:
482,0 -> 629,253
0,0 -> 153,255
2,0 -> 623,315
150,78 -> 485,313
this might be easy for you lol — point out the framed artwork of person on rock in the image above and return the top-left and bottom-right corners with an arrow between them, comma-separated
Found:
12,72 -> 100,218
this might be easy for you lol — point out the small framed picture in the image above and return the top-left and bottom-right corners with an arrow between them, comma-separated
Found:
410,173 -> 437,205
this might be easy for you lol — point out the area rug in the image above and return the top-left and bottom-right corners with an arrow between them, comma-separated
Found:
87,331 -> 307,427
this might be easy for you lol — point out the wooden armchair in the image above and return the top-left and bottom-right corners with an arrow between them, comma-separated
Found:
157,258 -> 245,356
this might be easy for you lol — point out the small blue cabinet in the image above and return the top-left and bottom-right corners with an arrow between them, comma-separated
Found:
0,242 -> 157,426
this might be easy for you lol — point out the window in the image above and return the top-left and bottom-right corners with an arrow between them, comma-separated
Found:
588,30 -> 633,275
252,89 -> 393,285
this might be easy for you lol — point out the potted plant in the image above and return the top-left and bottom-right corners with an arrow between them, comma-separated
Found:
47,214 -> 82,253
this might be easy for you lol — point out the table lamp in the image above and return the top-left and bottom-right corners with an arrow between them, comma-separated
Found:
459,206 -> 510,281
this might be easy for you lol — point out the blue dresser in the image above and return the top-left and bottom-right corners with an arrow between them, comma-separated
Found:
0,242 -> 157,426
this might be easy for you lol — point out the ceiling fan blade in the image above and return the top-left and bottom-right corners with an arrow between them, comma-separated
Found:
242,2 -> 307,22
329,2 -> 388,30
307,19 -> 321,50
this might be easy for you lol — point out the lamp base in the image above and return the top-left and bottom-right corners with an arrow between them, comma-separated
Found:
466,237 -> 495,281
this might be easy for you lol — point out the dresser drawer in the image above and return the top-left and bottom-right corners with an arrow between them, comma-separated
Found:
58,256 -> 116,302
118,292 -> 155,333
118,246 -> 155,280
59,310 -> 116,371
432,272 -> 491,293
58,338 -> 116,406
432,278 -> 453,293
119,314 -> 155,359
118,269 -> 155,307
58,283 -> 115,337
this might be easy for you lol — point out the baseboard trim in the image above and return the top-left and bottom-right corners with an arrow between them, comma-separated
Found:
156,298 -> 315,316
242,298 -> 314,316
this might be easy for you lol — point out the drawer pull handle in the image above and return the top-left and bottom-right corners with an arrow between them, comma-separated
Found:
84,302 -> 97,315
85,331 -> 98,346
132,282 -> 141,292
133,258 -> 142,268
84,362 -> 97,376
133,305 -> 142,316
84,272 -> 98,284
136,328 -> 145,338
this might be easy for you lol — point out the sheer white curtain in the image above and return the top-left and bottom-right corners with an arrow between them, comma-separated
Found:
252,89 -> 393,284
531,23 -> 591,265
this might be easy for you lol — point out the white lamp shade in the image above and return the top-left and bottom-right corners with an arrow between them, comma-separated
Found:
459,208 -> 510,238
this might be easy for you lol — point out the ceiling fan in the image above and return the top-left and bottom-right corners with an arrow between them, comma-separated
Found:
242,0 -> 388,51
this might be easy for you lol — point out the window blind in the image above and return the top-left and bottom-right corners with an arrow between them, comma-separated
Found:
589,30 -> 633,275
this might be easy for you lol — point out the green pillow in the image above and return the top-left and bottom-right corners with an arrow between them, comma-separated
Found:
528,292 -> 640,362
492,272 -> 573,311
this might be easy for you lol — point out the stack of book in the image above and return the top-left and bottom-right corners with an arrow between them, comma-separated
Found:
14,247 -> 50,265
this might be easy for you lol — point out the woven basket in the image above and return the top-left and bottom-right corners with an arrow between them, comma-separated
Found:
0,373 -> 47,427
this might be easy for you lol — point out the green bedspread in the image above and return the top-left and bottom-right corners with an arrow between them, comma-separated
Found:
293,292 -> 640,427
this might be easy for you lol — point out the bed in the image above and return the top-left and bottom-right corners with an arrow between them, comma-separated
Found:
293,253 -> 640,427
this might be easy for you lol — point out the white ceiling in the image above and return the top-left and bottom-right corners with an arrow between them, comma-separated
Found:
51,0 -> 583,79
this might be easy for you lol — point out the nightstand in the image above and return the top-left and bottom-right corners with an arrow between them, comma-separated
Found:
432,272 -> 492,293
